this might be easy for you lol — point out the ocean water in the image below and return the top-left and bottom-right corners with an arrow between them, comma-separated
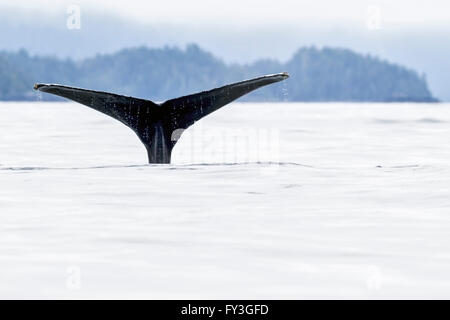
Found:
1,101 -> 450,299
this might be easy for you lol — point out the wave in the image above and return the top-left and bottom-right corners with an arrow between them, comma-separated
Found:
0,164 -> 149,171
415,118 -> 445,123
373,118 -> 446,124
0,161 -> 313,172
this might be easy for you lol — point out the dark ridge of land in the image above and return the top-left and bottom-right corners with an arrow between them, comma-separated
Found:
0,45 -> 437,102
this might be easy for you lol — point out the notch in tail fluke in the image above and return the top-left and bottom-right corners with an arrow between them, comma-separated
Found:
34,72 -> 289,163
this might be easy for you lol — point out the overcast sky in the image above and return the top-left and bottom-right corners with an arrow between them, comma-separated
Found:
1,0 -> 449,27
1,0 -> 449,99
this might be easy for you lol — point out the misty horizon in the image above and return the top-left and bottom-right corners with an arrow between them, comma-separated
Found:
1,3 -> 449,100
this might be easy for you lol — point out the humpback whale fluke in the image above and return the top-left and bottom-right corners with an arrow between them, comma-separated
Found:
34,72 -> 289,163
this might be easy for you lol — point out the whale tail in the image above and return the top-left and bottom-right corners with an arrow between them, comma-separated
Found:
34,72 -> 289,163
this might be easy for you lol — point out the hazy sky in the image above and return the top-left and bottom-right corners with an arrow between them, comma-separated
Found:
2,0 -> 449,27
1,0 -> 449,99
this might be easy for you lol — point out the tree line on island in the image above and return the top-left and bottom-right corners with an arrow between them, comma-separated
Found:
0,44 -> 437,102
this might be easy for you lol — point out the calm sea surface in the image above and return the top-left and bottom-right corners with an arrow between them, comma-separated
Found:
1,102 -> 450,298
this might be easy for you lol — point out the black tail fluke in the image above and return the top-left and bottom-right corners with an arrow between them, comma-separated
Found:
34,72 -> 289,163
33,83 -> 159,129
161,72 -> 289,131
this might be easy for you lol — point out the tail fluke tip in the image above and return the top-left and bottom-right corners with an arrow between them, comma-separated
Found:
34,83 -> 46,91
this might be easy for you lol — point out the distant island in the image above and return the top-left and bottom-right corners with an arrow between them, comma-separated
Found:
0,44 -> 437,102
